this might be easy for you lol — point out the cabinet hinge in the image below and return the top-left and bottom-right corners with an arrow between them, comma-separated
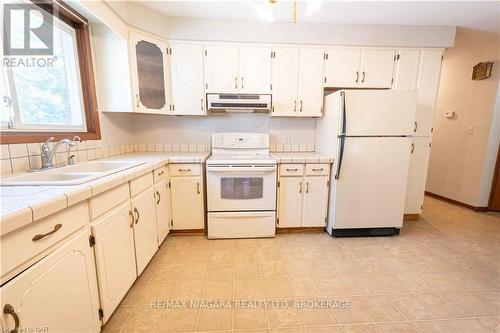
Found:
441,55 -> 444,61
429,142 -> 432,148
98,308 -> 104,321
205,83 -> 208,89
270,83 -> 272,91
324,217 -> 327,223
326,53 -> 328,60
391,78 -> 394,84
396,54 -> 400,60
276,218 -> 279,225
324,77 -> 327,83
205,49 -> 207,56
277,180 -> 280,187
170,219 -> 173,227
168,181 -> 171,188
89,235 -> 96,247
327,180 -> 330,187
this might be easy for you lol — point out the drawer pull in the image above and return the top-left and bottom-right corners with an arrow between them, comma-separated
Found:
156,190 -> 161,204
286,168 -> 298,171
306,182 -> 309,193
312,168 -> 324,172
178,168 -> 191,172
3,304 -> 19,333
299,182 -> 303,193
157,170 -> 165,177
32,224 -> 62,241
134,207 -> 140,224
129,210 -> 134,228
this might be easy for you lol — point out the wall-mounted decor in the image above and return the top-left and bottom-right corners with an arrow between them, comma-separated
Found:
472,62 -> 493,80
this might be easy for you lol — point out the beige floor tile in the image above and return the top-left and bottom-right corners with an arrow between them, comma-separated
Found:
414,293 -> 465,319
101,306 -> 133,333
330,296 -> 372,324
158,308 -> 199,332
151,263 -> 184,282
441,291 -> 500,317
442,318 -> 494,333
285,260 -> 313,277
478,317 -> 500,332
377,322 -> 417,333
306,325 -> 342,333
357,295 -> 405,322
316,277 -> 352,296
233,308 -> 268,330
262,278 -> 294,299
210,248 -> 234,264
137,282 -> 176,305
260,261 -> 288,278
207,263 -> 233,280
271,328 -> 307,333
234,278 -> 264,300
171,279 -> 205,300
235,262 -> 260,278
267,306 -> 304,328
180,262 -> 209,280
202,279 -> 233,300
196,308 -> 232,331
341,323 -> 381,333
299,299 -> 338,326
120,282 -> 146,307
410,320 -> 454,333
236,248 -> 258,262
121,307 -> 164,333
289,278 -> 323,297
308,263 -> 337,277
386,294 -> 437,321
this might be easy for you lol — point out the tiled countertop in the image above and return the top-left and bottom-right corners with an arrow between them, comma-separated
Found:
0,152 -> 209,236
271,152 -> 333,163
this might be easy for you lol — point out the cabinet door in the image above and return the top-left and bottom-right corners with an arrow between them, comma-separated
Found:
170,176 -> 204,230
394,49 -> 421,90
239,46 -> 271,93
277,177 -> 303,227
204,45 -> 239,93
302,176 -> 329,227
154,180 -> 171,244
359,48 -> 396,88
324,48 -> 361,88
270,47 -> 299,116
0,229 -> 101,333
130,31 -> 169,113
415,50 -> 443,136
131,188 -> 158,275
297,48 -> 325,117
169,43 -> 206,115
405,137 -> 432,214
91,202 -> 136,324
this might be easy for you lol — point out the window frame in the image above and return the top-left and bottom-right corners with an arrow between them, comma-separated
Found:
0,0 -> 100,144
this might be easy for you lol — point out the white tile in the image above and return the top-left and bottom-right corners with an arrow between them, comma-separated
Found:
138,144 -> 147,152
95,148 -> 103,159
196,144 -> 205,152
9,143 -> 28,158
188,144 -> 197,152
102,146 -> 110,157
11,157 -> 29,173
276,143 -> 284,152
1,159 -> 12,175
155,144 -> 164,152
27,143 -> 41,156
172,144 -> 180,152
299,144 -> 308,152
147,144 -> 155,152
65,186 -> 91,206
1,207 -> 33,236
164,144 -> 172,152
78,150 -> 88,162
28,155 -> 42,170
1,144 -> 10,159
87,149 -> 96,161
76,140 -> 87,151
180,144 -> 189,152
30,194 -> 68,221
291,143 -> 299,152
283,144 -> 292,152
306,143 -> 315,152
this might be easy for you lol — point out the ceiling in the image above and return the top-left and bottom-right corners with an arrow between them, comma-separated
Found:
137,1 -> 500,33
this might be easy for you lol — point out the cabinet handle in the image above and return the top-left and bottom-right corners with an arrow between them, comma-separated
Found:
300,100 -> 303,112
197,182 -> 200,194
355,71 -> 359,83
157,170 -> 164,177
241,77 -> 244,89
411,143 -> 415,154
178,168 -> 191,172
129,210 -> 134,228
293,100 -> 297,112
3,304 -> 19,333
201,98 -> 204,111
299,182 -> 302,193
32,224 -> 62,241
234,77 -> 238,90
286,168 -> 298,171
414,121 -> 418,133
312,168 -> 324,172
134,207 -> 140,224
156,190 -> 161,204
135,94 -> 140,108
306,182 -> 309,193
361,71 -> 366,83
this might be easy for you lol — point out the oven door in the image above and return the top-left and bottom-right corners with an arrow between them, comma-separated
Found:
207,165 -> 277,211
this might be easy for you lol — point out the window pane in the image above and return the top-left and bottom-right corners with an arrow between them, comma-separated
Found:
221,178 -> 264,200
9,13 -> 85,129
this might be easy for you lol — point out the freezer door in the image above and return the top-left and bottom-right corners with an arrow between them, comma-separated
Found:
343,90 -> 417,136
332,137 -> 411,229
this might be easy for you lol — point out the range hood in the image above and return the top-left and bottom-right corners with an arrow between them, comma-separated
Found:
207,93 -> 272,113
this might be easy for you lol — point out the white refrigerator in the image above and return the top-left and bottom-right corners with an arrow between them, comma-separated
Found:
316,90 -> 417,236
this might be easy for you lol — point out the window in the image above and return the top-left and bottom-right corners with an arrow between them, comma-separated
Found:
1,0 -> 100,143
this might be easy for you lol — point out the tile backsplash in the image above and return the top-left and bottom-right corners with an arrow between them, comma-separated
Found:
0,140 -> 314,175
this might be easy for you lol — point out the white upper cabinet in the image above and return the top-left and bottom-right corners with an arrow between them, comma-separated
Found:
393,49 -> 422,90
204,45 -> 239,93
297,48 -> 325,117
239,46 -> 271,93
169,42 -> 206,115
130,31 -> 170,113
270,47 -> 299,116
324,48 -> 361,88
359,49 -> 396,88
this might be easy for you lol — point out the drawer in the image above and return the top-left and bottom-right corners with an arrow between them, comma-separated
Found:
279,164 -> 304,176
1,202 -> 88,279
169,164 -> 201,177
90,183 -> 130,220
153,165 -> 168,183
130,172 -> 154,197
305,164 -> 330,176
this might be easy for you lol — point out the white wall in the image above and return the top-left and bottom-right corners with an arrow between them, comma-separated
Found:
426,28 -> 500,207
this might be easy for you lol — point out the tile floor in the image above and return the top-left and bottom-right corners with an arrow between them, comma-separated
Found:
103,196 -> 500,333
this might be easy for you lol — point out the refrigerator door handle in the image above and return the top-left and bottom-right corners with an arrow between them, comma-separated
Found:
340,91 -> 347,135
335,135 -> 345,180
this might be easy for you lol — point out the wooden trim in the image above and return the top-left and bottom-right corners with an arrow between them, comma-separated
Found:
169,229 -> 205,236
403,214 -> 420,221
425,191 -> 488,212
276,227 -> 325,234
0,0 -> 100,144
488,145 -> 500,210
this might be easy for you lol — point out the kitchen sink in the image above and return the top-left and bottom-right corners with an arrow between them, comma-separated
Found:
1,160 -> 144,186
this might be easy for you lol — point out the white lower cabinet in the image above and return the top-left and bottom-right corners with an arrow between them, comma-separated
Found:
154,179 -> 171,243
0,228 -> 101,333
278,164 -> 330,228
405,137 -> 432,215
91,202 -> 137,324
131,187 -> 158,274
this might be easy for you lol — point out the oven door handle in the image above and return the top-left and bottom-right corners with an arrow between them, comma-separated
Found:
207,166 -> 276,172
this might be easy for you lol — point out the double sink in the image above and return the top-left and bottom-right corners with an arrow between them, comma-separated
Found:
1,160 -> 144,186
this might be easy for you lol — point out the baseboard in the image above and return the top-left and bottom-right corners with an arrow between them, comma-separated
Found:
276,227 -> 325,234
169,229 -> 205,235
403,214 -> 420,221
425,191 -> 489,212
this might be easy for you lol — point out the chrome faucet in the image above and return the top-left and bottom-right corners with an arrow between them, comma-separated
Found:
40,136 -> 80,169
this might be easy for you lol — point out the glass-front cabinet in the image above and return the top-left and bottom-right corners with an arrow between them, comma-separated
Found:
129,31 -> 170,113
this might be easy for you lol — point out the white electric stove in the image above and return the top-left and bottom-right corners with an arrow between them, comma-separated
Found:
206,133 -> 277,239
